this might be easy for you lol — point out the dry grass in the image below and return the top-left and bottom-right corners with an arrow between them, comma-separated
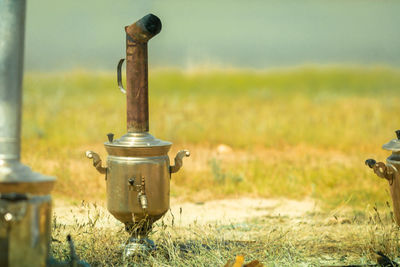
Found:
22,66 -> 400,265
22,66 -> 400,209
50,202 -> 400,266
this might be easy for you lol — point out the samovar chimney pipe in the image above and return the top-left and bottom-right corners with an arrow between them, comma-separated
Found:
0,0 -> 26,162
125,14 -> 162,133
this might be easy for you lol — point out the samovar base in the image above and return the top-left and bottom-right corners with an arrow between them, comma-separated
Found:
122,237 -> 156,260
122,217 -> 159,260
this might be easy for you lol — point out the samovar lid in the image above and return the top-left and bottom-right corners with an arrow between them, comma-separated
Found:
105,132 -> 171,148
382,130 -> 400,152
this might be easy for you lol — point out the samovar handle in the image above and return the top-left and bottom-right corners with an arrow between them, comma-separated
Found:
170,150 -> 190,174
117,58 -> 126,94
86,151 -> 107,174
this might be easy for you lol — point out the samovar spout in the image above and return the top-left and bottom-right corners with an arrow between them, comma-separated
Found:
170,150 -> 190,174
85,151 -> 107,174
365,158 -> 398,182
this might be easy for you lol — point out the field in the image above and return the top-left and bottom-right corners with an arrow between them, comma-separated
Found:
22,66 -> 400,266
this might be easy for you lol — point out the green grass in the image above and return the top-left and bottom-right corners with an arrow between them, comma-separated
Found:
21,66 -> 400,208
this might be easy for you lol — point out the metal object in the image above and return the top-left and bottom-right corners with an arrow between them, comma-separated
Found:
117,59 -> 126,94
0,0 -> 56,266
86,14 -> 189,254
171,150 -> 191,174
0,0 -> 24,162
122,237 -> 155,261
366,130 -> 400,225
0,194 -> 52,267
125,13 -> 162,133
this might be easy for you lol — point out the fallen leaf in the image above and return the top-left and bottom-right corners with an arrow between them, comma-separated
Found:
244,260 -> 264,267
233,255 -> 245,267
224,256 -> 263,267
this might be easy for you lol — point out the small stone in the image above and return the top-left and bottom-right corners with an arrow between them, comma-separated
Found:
216,144 -> 233,154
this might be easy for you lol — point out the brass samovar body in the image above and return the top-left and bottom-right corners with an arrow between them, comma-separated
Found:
86,14 -> 189,242
106,139 -> 171,225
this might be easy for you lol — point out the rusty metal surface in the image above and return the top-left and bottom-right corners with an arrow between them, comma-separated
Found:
125,14 -> 162,133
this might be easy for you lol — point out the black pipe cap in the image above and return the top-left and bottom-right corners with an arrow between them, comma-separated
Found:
141,14 -> 162,35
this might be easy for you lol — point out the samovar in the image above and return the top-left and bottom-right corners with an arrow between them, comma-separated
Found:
366,130 -> 400,225
86,14 -> 189,252
0,1 -> 55,266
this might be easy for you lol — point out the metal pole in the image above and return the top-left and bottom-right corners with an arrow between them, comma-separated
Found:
0,0 -> 25,161
125,14 -> 162,133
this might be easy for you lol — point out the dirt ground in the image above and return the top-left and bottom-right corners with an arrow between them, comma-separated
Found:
53,197 -> 318,228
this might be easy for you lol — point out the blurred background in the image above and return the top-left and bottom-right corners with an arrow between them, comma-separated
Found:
12,2 -> 400,264
21,0 -> 400,209
26,0 -> 400,70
